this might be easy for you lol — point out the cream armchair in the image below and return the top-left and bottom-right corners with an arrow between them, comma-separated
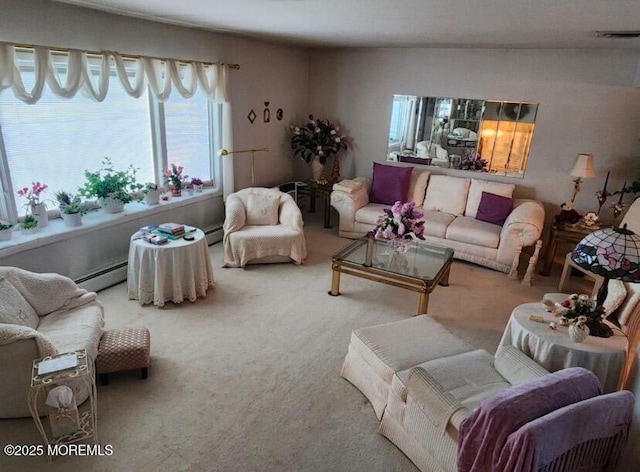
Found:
0,267 -> 104,418
223,188 -> 307,268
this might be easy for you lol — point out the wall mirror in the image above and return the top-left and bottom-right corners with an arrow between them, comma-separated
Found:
387,94 -> 538,178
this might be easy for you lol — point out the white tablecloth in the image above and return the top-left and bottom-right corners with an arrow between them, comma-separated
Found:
127,229 -> 214,306
499,301 -> 628,393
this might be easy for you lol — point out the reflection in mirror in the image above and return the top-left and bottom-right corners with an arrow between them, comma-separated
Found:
387,95 -> 538,178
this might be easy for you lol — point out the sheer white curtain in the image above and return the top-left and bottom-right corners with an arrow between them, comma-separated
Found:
0,42 -> 235,197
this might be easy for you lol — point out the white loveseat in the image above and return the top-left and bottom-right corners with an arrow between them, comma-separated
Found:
330,168 -> 545,274
0,267 -> 104,418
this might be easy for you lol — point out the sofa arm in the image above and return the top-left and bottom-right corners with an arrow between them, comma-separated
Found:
330,179 -> 370,235
280,194 -> 304,231
223,194 -> 246,236
497,199 -> 545,264
0,337 -> 40,418
405,366 -> 471,433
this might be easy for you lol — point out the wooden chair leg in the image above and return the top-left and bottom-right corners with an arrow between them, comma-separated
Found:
558,253 -> 572,292
509,245 -> 522,280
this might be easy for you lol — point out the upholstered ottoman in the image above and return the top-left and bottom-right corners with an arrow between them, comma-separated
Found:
340,315 -> 475,419
96,327 -> 150,386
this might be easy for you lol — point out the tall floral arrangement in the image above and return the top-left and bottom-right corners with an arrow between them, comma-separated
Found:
371,201 -> 425,253
164,163 -> 188,189
459,150 -> 488,172
289,115 -> 348,165
558,293 -> 612,338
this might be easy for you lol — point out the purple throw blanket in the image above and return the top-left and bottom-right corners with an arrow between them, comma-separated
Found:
457,367 -> 602,472
496,390 -> 633,472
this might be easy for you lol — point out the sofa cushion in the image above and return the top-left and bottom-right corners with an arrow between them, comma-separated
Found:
355,203 -> 390,225
446,216 -> 501,249
370,163 -> 413,205
408,350 -> 512,413
246,193 -> 280,226
424,175 -> 470,216
465,179 -> 515,218
476,192 -> 514,226
36,301 -> 105,360
422,210 -> 456,239
0,276 -> 38,329
407,169 -> 430,206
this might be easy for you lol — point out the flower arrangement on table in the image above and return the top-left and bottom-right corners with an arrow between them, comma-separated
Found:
17,181 -> 48,213
557,293 -> 613,338
164,163 -> 188,190
459,150 -> 488,172
289,115 -> 348,165
371,201 -> 425,254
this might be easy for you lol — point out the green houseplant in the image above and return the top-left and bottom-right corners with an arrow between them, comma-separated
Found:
79,158 -> 142,213
0,219 -> 13,241
55,191 -> 86,227
20,214 -> 38,235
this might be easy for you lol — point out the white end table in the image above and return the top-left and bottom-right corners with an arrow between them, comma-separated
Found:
29,349 -> 97,458
127,228 -> 214,306
499,295 -> 627,392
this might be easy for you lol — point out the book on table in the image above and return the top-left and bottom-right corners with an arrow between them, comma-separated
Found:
158,222 -> 185,234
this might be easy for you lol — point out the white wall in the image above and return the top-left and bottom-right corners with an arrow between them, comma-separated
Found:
0,0 -> 309,283
307,48 -> 640,227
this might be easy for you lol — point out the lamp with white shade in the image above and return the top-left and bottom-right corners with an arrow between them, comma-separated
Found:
569,153 -> 596,203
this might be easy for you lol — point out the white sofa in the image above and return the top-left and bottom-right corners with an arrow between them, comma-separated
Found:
330,169 -> 545,274
0,267 -> 104,418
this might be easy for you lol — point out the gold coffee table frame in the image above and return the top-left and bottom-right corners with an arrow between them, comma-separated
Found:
329,237 -> 454,314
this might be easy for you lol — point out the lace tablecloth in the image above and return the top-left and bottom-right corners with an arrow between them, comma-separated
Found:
127,229 -> 214,306
499,297 -> 627,393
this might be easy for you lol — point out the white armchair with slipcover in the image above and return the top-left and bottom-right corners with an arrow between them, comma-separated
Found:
223,188 -> 307,268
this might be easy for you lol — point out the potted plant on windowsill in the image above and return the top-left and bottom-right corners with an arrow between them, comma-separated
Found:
142,183 -> 162,205
17,181 -> 50,229
55,191 -> 87,227
20,214 -> 38,235
191,177 -> 204,193
79,157 -> 143,213
0,220 -> 13,241
164,163 -> 188,197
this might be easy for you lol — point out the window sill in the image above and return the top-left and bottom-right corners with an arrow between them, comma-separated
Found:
0,189 -> 220,258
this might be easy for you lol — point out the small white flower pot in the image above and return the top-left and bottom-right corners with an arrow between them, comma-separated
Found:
62,212 -> 83,227
0,228 -> 12,241
20,225 -> 39,235
193,184 -> 203,193
144,189 -> 161,205
31,202 -> 48,228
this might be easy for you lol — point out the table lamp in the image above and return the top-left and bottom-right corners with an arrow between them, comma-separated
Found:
569,153 -> 596,203
571,224 -> 640,336
217,147 -> 269,186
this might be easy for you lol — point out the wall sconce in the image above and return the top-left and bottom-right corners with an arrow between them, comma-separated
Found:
569,153 -> 595,202
217,147 -> 269,186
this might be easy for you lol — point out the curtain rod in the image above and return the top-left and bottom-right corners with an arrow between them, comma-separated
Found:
9,42 -> 240,70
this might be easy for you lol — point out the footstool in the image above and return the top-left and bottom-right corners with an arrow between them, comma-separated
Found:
96,327 -> 150,386
340,315 -> 475,419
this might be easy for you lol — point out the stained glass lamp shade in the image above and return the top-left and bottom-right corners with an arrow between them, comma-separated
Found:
571,224 -> 640,309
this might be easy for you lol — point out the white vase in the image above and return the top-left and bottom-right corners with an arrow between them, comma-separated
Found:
568,322 -> 590,343
31,202 -> 48,228
0,228 -> 12,241
193,184 -> 203,193
100,197 -> 125,214
62,212 -> 83,227
310,157 -> 326,182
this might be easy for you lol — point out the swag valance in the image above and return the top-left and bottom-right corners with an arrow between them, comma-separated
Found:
0,42 -> 235,104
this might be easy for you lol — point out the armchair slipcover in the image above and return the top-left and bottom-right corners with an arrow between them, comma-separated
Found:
223,188 -> 307,268
0,267 -> 105,418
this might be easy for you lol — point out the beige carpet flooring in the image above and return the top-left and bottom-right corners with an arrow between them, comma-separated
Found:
0,213 -> 592,472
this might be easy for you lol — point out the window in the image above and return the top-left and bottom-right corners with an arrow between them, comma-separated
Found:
0,61 -> 220,220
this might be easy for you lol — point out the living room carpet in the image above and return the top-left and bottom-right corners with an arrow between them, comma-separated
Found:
0,213 -> 590,472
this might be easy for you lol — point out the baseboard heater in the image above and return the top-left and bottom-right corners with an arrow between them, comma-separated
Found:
76,225 -> 224,292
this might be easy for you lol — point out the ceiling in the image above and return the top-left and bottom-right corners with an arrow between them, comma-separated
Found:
55,0 -> 640,49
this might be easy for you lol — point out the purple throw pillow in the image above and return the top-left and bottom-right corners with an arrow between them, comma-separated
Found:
369,163 -> 412,205
476,191 -> 513,226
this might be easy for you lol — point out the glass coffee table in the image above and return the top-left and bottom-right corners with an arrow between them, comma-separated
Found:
329,236 -> 454,314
